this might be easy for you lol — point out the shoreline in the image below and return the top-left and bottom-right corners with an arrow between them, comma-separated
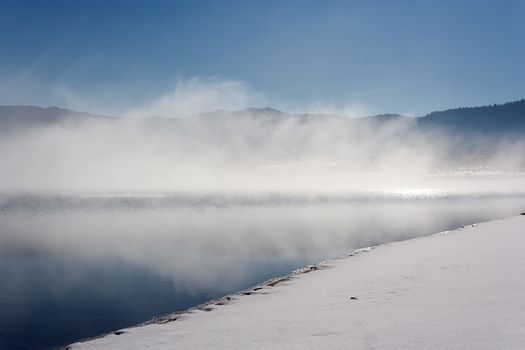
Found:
68,215 -> 525,349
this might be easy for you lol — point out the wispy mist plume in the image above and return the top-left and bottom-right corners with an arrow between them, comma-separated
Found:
50,77 -> 265,118
123,77 -> 265,118
1,85 -> 525,192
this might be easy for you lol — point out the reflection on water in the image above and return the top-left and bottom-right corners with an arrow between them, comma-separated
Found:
1,191 -> 524,350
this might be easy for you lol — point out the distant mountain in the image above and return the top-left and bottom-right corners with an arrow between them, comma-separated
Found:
417,99 -> 525,135
0,105 -> 113,134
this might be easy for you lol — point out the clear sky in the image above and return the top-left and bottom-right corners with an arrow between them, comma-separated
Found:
1,0 -> 524,117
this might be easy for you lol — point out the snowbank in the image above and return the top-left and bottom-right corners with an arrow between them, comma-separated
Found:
68,215 -> 525,349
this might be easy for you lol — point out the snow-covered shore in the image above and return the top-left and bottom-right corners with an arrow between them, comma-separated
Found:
69,215 -> 525,349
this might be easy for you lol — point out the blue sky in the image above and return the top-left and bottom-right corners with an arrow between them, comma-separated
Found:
0,0 -> 524,116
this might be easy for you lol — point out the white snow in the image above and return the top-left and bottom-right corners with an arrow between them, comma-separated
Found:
69,215 -> 525,349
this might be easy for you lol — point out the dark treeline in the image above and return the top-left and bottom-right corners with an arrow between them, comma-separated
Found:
417,99 -> 525,135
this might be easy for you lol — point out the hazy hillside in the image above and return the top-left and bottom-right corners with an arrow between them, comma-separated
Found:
1,100 -> 524,136
0,106 -> 114,134
417,99 -> 525,135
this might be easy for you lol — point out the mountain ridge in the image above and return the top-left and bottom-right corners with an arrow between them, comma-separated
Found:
1,99 -> 524,135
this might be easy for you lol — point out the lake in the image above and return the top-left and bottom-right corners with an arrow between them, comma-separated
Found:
1,190 -> 524,350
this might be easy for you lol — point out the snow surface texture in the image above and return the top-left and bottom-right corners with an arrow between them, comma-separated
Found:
69,216 -> 525,349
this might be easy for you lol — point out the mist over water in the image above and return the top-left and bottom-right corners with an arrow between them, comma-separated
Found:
1,191 -> 525,349
1,105 -> 525,192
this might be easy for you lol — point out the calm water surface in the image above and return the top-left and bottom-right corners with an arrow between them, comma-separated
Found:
1,191 -> 524,350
